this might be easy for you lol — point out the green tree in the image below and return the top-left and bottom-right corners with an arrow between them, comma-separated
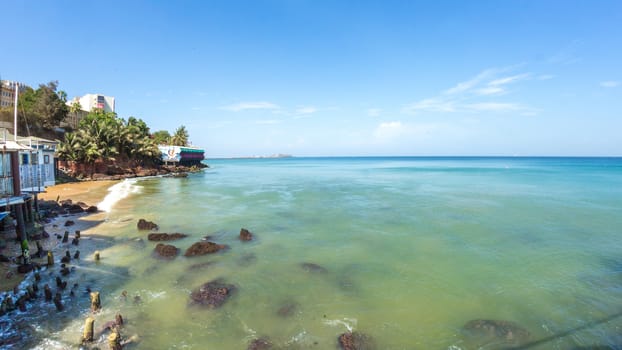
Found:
68,100 -> 83,129
17,81 -> 68,134
152,130 -> 171,145
170,125 -> 189,146
57,109 -> 162,177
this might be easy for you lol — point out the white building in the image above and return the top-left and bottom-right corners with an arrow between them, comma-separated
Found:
64,93 -> 116,129
67,93 -> 115,113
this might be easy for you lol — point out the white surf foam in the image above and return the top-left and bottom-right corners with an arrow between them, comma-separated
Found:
98,179 -> 141,212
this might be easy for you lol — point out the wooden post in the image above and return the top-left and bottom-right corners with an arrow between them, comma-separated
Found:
108,328 -> 122,350
44,284 -> 52,301
94,251 -> 100,261
47,251 -> 54,266
90,291 -> 101,312
15,204 -> 26,242
53,292 -> 63,311
82,316 -> 95,342
25,201 -> 32,223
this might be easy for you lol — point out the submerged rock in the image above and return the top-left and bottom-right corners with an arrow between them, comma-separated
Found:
240,228 -> 253,241
64,220 -> 75,227
188,261 -> 215,271
153,243 -> 179,259
86,206 -> 98,213
137,219 -> 158,231
248,337 -> 273,350
147,233 -> 188,241
462,319 -> 530,344
190,279 -> 236,308
300,262 -> 328,273
238,253 -> 257,266
338,331 -> 375,350
276,301 -> 298,317
184,242 -> 228,257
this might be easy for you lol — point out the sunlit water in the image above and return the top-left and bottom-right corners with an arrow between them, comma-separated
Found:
4,157 -> 622,349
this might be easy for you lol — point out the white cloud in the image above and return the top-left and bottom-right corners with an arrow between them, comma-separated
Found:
373,121 -> 405,140
373,121 -> 442,143
600,81 -> 620,88
295,106 -> 317,114
367,108 -> 382,117
488,73 -> 531,86
537,74 -> 554,80
404,66 -> 540,116
221,101 -> 280,112
444,68 -> 498,95
402,98 -> 457,114
466,102 -> 522,112
475,86 -> 505,96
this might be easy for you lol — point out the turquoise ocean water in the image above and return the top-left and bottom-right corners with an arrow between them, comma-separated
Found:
15,157 -> 622,349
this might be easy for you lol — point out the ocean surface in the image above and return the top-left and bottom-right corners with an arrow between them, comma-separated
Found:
8,157 -> 622,349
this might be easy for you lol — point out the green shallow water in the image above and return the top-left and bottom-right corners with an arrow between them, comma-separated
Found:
19,157 -> 622,349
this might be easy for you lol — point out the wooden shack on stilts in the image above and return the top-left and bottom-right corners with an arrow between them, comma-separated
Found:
0,139 -> 36,266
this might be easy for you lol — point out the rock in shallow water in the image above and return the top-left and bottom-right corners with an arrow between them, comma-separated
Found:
338,331 -> 375,350
462,319 -> 530,344
153,243 -> 179,259
184,242 -> 228,257
240,228 -> 253,241
147,233 -> 188,241
137,219 -> 158,230
276,301 -> 298,317
248,337 -> 272,350
300,262 -> 328,273
189,279 -> 236,308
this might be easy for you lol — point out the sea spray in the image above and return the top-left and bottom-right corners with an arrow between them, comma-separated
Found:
98,179 -> 142,212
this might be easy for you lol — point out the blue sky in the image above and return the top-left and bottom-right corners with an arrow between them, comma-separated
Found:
2,1 -> 621,157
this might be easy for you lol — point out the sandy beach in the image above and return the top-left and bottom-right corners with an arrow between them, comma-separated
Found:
0,180 -> 118,292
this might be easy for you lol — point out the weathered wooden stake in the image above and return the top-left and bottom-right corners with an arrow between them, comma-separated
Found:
36,241 -> 43,257
44,284 -> 52,301
108,328 -> 122,350
90,291 -> 101,312
94,251 -> 100,261
53,292 -> 63,311
74,250 -> 80,259
115,313 -> 124,326
62,231 -> 69,243
82,316 -> 95,342
47,251 -> 54,266
75,230 -> 81,239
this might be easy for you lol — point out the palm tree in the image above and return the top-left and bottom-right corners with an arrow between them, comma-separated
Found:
171,125 -> 189,146
68,100 -> 83,129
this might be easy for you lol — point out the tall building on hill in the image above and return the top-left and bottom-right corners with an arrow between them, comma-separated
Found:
64,93 -> 116,129
1,80 -> 29,108
68,93 -> 115,113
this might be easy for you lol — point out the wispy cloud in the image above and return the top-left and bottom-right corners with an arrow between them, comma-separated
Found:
403,66 -> 538,116
295,106 -> 317,115
600,81 -> 620,88
537,74 -> 554,80
444,68 -> 498,95
367,108 -> 382,117
221,101 -> 280,112
403,98 -> 456,114
475,86 -> 505,96
488,73 -> 531,86
466,102 -> 522,112
373,121 -> 442,143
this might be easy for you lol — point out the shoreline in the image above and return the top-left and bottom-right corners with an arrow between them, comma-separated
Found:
0,181 -> 116,293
